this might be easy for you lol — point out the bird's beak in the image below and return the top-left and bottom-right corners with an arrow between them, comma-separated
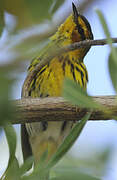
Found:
72,2 -> 79,21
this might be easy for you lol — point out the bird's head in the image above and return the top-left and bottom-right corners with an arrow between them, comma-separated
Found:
51,2 -> 94,61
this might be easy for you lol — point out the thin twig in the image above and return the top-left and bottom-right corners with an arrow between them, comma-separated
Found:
12,96 -> 117,124
22,37 -> 117,97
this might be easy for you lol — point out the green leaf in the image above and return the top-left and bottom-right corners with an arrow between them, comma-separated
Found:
63,78 -> 101,109
45,112 -> 91,170
21,152 -> 49,180
96,9 -> 117,93
27,113 -> 90,179
95,9 -> 117,63
1,124 -> 17,180
22,173 -> 44,180
1,0 -> 65,30
51,146 -> 112,180
4,157 -> 20,180
0,72 -> 15,126
0,73 -> 17,179
34,150 -> 48,173
4,123 -> 17,167
19,156 -> 34,176
0,12 -> 4,37
95,9 -> 112,44
25,0 -> 53,21
24,0 -> 65,23
108,48 -> 117,92
22,168 -> 49,180
50,170 -> 100,180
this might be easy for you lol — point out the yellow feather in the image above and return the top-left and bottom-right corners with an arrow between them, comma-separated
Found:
25,6 -> 93,163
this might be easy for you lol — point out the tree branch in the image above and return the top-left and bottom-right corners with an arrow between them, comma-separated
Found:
22,37 -> 117,97
12,96 -> 117,124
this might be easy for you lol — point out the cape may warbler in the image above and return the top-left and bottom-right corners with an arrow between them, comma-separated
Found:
21,3 -> 93,164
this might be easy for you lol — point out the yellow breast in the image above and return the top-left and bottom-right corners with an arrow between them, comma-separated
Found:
28,55 -> 88,98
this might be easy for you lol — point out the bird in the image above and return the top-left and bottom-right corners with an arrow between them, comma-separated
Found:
21,2 -> 93,169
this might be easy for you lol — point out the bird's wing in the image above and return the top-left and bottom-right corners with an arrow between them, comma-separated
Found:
28,35 -> 64,72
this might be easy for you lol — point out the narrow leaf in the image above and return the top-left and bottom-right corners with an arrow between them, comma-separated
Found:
50,170 -> 99,180
0,12 -> 4,37
4,123 -> 17,167
2,124 -> 17,180
19,156 -> 34,176
4,157 -> 20,180
95,9 -> 117,63
34,150 -> 48,173
46,112 -> 91,169
108,49 -> 117,92
96,9 -> 117,92
63,78 -> 101,109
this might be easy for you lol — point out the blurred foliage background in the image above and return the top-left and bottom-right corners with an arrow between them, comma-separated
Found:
1,0 -> 66,29
0,0 -> 117,179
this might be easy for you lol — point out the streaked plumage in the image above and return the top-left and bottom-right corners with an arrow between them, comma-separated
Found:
21,3 -> 93,164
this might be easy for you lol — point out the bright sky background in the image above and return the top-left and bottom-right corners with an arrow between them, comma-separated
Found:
0,0 -> 117,179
